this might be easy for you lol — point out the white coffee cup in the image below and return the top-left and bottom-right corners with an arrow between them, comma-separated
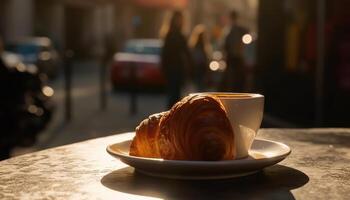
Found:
191,92 -> 264,159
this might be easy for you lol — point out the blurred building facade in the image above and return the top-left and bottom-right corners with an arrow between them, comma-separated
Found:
190,0 -> 258,32
257,0 -> 350,126
0,0 -> 257,56
0,0 -> 187,57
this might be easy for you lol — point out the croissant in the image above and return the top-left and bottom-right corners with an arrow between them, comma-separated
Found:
129,94 -> 235,161
129,112 -> 168,158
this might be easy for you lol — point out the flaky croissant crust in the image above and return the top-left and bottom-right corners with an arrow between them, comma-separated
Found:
129,94 -> 235,161
129,112 -> 167,158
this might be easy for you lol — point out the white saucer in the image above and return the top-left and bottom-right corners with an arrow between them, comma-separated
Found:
107,133 -> 291,180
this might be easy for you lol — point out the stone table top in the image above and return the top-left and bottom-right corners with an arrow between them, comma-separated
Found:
0,128 -> 349,200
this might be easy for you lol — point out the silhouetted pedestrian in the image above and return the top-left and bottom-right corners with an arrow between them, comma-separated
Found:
223,10 -> 248,92
161,11 -> 192,108
189,25 -> 211,91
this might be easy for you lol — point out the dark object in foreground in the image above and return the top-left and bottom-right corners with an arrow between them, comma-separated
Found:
0,54 -> 54,160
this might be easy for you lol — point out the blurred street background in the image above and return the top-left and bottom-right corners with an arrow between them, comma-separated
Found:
0,0 -> 349,159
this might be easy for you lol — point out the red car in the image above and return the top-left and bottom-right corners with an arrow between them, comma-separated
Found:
110,39 -> 166,91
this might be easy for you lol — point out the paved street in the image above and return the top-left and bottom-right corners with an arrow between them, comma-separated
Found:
13,60 -> 167,155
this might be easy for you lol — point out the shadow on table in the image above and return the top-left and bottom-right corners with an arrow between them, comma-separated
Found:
101,164 -> 309,199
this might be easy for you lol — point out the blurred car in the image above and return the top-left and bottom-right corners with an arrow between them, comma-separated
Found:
110,39 -> 166,91
0,52 -> 54,160
6,37 -> 61,78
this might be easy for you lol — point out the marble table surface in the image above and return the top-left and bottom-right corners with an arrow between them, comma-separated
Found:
0,128 -> 349,200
